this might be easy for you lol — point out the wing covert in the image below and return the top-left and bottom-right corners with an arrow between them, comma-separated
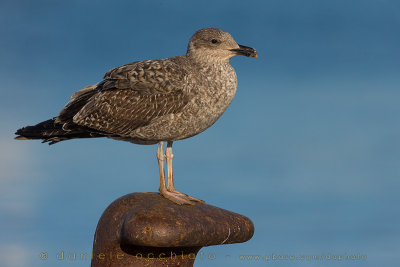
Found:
102,59 -> 188,95
72,58 -> 191,136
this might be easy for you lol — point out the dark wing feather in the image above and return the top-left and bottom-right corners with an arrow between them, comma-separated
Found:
56,84 -> 98,124
72,58 -> 190,136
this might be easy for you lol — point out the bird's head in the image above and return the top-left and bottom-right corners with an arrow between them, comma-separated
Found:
187,28 -> 257,63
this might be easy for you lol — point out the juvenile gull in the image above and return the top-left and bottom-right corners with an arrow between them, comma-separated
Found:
15,28 -> 258,205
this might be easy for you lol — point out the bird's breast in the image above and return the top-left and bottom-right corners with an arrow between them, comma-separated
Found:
193,64 -> 237,115
177,64 -> 237,135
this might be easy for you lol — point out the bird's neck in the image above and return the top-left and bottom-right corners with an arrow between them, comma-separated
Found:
186,52 -> 230,69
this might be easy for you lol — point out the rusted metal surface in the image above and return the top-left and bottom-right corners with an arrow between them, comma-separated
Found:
91,192 -> 254,266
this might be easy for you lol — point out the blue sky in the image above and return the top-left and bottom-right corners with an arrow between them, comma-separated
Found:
1,0 -> 400,266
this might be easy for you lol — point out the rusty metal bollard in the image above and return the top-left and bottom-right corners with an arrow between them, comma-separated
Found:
91,192 -> 254,266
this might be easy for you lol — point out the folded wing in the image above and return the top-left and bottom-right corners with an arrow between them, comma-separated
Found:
70,58 -> 190,137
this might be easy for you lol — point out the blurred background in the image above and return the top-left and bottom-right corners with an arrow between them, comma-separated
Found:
1,0 -> 399,266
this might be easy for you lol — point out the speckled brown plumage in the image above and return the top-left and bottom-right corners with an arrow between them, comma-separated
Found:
15,28 -> 257,204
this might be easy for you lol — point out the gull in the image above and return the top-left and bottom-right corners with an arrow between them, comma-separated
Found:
15,28 -> 257,205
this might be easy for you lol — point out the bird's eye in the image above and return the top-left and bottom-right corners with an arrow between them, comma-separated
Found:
211,39 -> 219,44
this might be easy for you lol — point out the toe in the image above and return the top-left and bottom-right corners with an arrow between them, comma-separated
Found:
160,190 -> 194,205
169,190 -> 204,203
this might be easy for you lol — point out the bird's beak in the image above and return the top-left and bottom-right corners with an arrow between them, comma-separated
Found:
230,44 -> 258,58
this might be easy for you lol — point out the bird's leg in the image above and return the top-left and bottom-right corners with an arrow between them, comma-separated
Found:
157,141 -> 167,192
158,141 -> 193,205
165,141 -> 175,192
165,141 -> 204,203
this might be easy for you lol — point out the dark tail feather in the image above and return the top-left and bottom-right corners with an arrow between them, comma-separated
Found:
15,119 -> 61,143
15,118 -> 104,145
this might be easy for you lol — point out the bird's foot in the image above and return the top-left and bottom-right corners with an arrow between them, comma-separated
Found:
169,189 -> 205,203
160,188 -> 204,205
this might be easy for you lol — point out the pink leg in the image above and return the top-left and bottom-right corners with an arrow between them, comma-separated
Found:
165,141 -> 204,204
157,141 -> 194,205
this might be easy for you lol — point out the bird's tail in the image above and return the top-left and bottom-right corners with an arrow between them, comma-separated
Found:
15,118 -> 103,145
15,118 -> 68,144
